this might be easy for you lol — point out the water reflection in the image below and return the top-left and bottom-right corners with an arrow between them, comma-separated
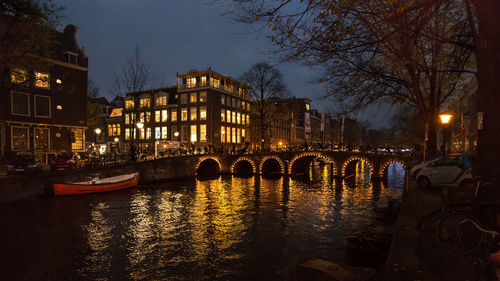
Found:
1,162 -> 406,281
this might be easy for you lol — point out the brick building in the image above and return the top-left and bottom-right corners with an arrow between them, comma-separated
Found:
0,25 -> 88,164
120,69 -> 251,153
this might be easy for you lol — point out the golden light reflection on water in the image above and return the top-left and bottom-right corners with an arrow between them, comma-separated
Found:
80,202 -> 112,280
74,160 -> 405,280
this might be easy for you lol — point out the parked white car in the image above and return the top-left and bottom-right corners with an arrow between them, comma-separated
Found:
416,154 -> 473,189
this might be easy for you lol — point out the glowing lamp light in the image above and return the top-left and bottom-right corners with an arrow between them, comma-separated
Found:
114,137 -> 119,142
174,131 -> 179,137
94,128 -> 101,135
439,114 -> 452,124
279,141 -> 283,146
56,105 -> 62,110
136,122 -> 144,129
56,79 -> 62,84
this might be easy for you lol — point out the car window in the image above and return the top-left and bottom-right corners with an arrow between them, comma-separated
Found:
435,156 -> 460,166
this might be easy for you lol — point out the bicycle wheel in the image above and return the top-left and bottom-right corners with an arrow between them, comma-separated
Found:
438,212 -> 484,256
419,208 -> 447,231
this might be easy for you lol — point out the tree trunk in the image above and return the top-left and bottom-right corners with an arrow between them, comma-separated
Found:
425,112 -> 439,160
472,0 -> 500,185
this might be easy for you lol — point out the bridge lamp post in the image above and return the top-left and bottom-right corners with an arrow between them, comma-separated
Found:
439,113 -> 452,156
94,128 -> 101,152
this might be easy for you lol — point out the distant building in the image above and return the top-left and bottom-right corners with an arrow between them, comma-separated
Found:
87,97 -> 111,152
450,80 -> 478,154
0,25 -> 88,163
120,69 -> 251,153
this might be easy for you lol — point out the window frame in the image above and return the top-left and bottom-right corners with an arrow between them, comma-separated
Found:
34,127 -> 50,151
34,71 -> 50,89
11,126 -> 30,151
34,95 -> 51,118
11,91 -> 30,116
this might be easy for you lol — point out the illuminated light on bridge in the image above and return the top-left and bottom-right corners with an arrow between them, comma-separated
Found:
231,157 -> 256,174
288,152 -> 338,176
379,160 -> 407,177
341,156 -> 374,178
195,156 -> 222,175
259,156 -> 285,175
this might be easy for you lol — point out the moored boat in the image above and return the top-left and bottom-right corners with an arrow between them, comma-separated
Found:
53,172 -> 139,196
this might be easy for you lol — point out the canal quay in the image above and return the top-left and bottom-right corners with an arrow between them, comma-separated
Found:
0,159 -> 407,281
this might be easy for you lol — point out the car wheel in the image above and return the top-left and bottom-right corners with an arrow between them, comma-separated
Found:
417,177 -> 431,189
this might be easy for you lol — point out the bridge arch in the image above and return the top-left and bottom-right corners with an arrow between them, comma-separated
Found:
231,157 -> 256,174
289,152 -> 337,176
341,156 -> 374,178
379,159 -> 407,177
259,156 -> 285,175
195,156 -> 221,175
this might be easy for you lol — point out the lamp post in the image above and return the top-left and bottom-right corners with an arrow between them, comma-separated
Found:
439,113 -> 452,155
94,128 -> 101,153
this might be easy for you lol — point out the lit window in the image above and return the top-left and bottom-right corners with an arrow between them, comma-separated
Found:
11,68 -> 28,84
200,125 -> 207,142
172,126 -> 178,140
221,126 -> 225,143
125,113 -> 130,124
155,96 -> 167,106
242,101 -> 246,110
227,127 -> 231,143
199,91 -> 207,102
221,111 -> 225,122
11,127 -> 29,151
232,127 -> 236,143
190,92 -> 197,103
242,114 -> 245,125
221,94 -> 225,105
232,111 -> 236,124
139,112 -> 144,123
171,109 -> 177,122
181,94 -> 187,104
162,127 -> 168,139
306,104 -> 310,111
155,127 -> 161,139
162,110 -> 168,122
181,108 -> 188,121
200,106 -> 206,120
146,127 -> 151,139
145,111 -> 151,122
190,107 -> 197,121
247,103 -> 250,111
155,110 -> 161,122
190,125 -> 197,142
11,91 -> 29,116
247,115 -> 250,125
34,71 -> 50,88
139,128 -> 145,139
139,98 -> 150,108
237,128 -> 241,143
210,77 -> 220,88
187,77 -> 197,88
125,100 -> 134,109
227,110 -> 231,123
201,76 -> 207,87
34,128 -> 49,151
125,128 -> 130,140
237,112 -> 241,124
72,128 -> 84,150
242,129 -> 246,138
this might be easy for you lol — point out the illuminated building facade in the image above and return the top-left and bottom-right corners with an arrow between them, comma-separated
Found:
0,25 -> 88,163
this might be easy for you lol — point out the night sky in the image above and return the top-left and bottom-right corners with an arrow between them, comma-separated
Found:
55,0 -> 393,128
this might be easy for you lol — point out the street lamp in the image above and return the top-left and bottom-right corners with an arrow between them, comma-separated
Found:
439,113 -> 452,155
95,128 -> 101,135
174,131 -> 179,140
114,137 -> 119,142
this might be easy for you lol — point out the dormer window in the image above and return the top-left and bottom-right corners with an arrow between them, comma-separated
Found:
65,52 -> 79,65
187,77 -> 197,88
139,98 -> 151,108
155,95 -> 167,106
125,99 -> 134,109
34,71 -> 50,88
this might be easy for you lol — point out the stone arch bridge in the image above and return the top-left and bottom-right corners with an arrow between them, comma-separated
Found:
126,151 -> 408,182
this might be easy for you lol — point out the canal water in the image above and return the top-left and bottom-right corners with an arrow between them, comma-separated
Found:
0,162 -> 405,281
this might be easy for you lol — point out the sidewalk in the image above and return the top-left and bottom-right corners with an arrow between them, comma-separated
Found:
384,179 -> 482,281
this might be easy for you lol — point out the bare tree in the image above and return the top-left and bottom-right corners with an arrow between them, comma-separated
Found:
215,0 -> 475,158
111,45 -> 152,96
87,79 -> 100,98
240,62 -> 289,149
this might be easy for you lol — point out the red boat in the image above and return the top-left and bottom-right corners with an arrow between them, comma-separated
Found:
53,172 -> 139,196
